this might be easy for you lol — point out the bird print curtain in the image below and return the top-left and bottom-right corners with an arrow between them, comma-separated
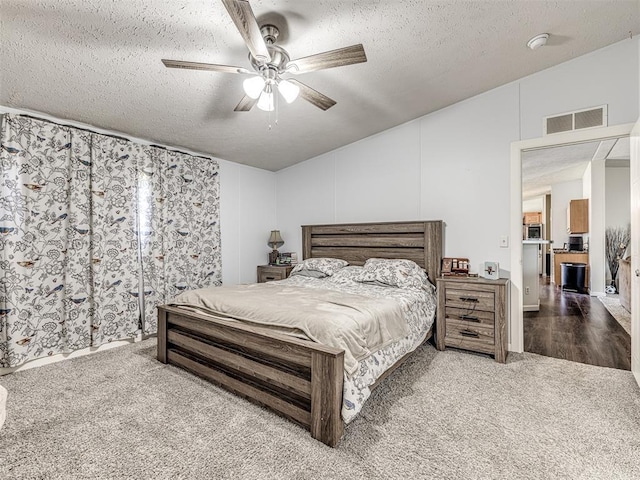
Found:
0,114 -> 221,367
139,148 -> 222,334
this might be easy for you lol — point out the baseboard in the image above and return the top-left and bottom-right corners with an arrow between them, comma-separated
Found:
0,334 -> 152,376
590,291 -> 606,297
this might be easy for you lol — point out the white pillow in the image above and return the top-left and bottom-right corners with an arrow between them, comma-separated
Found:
290,257 -> 349,278
355,258 -> 431,289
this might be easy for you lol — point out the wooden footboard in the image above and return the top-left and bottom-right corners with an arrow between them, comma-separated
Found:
157,305 -> 345,447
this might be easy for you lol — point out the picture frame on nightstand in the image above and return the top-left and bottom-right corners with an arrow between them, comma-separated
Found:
442,258 -> 452,273
483,261 -> 499,280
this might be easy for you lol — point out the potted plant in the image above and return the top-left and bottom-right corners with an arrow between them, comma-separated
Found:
605,225 -> 630,293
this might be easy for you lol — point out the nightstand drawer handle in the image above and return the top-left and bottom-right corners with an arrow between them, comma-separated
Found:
265,276 -> 276,280
460,314 -> 479,322
460,329 -> 480,338
459,296 -> 479,303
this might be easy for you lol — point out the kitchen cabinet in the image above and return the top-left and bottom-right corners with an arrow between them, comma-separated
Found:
566,199 -> 589,233
553,252 -> 589,289
523,211 -> 542,225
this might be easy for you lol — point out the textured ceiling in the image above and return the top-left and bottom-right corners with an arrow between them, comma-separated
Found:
522,137 -> 630,199
1,1 -> 639,171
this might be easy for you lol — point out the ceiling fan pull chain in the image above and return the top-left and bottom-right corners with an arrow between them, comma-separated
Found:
275,86 -> 279,126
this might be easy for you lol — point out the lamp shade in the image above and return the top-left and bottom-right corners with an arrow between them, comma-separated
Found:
243,76 -> 266,99
268,230 -> 284,249
257,85 -> 275,111
277,79 -> 300,103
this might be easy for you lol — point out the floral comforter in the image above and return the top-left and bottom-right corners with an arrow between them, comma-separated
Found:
278,266 -> 437,423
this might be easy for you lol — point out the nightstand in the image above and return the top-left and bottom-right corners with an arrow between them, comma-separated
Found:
435,277 -> 509,363
257,265 -> 294,283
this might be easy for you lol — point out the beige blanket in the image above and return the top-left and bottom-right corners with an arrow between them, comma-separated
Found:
0,384 -> 7,431
171,283 -> 408,375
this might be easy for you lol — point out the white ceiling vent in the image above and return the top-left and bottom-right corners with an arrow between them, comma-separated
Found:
543,105 -> 607,135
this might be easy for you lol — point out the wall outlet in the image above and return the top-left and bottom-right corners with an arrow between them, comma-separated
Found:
500,236 -> 509,248
525,286 -> 530,295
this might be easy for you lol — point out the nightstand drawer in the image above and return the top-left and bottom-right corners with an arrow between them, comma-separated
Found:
445,288 -> 494,312
257,265 -> 293,283
444,319 -> 494,345
444,306 -> 495,328
258,271 -> 282,283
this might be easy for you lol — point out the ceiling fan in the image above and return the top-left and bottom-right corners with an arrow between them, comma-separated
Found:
162,0 -> 367,112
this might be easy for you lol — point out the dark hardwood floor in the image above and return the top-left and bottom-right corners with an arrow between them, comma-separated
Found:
523,277 -> 631,370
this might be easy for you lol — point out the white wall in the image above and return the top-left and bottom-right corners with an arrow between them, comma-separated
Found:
0,106 -> 276,286
419,85 -> 519,274
582,162 -> 592,201
606,165 -> 632,230
277,85 -> 519,277
590,159 -> 607,294
550,179 -> 584,249
277,38 -> 638,350
276,119 -> 423,264
219,161 -> 277,285
519,38 -> 639,139
523,197 -> 544,213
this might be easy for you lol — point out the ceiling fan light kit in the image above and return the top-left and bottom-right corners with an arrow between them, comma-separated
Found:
243,76 -> 266,99
161,0 -> 367,114
277,80 -> 300,104
257,84 -> 275,112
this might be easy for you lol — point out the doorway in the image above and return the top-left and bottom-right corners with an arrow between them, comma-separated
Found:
509,123 -> 635,354
519,136 -> 632,369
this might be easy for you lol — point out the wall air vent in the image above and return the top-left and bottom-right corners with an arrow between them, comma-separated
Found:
543,105 -> 607,135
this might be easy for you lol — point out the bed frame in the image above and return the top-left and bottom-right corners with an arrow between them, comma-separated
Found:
157,220 -> 443,447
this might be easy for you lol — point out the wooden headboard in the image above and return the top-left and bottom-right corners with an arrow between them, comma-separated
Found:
302,220 -> 444,281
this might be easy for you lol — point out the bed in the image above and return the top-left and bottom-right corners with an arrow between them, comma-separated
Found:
157,220 -> 443,446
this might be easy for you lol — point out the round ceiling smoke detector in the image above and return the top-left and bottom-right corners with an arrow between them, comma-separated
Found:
527,33 -> 549,50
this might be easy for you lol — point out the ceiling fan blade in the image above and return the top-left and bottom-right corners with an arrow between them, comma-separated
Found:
287,44 -> 367,74
234,95 -> 259,112
162,59 -> 252,74
287,79 -> 336,111
221,0 -> 271,63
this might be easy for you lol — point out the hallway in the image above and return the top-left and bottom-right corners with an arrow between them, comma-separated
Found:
523,280 -> 631,370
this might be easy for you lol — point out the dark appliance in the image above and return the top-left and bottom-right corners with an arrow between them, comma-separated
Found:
524,224 -> 543,240
567,235 -> 583,252
561,262 -> 587,293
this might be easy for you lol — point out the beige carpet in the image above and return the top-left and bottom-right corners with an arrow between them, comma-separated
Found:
599,294 -> 631,336
1,339 -> 639,479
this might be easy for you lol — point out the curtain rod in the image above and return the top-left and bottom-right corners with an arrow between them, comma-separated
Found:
18,113 -> 130,142
13,113 -> 214,161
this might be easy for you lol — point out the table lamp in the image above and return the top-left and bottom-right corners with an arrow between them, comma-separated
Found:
268,230 -> 284,265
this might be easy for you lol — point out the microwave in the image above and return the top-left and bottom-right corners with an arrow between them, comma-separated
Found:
524,224 -> 543,240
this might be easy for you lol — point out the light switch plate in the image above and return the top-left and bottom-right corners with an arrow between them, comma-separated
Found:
500,236 -> 509,248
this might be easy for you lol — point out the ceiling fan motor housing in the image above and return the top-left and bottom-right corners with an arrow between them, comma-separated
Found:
260,24 -> 279,44
249,25 -> 290,76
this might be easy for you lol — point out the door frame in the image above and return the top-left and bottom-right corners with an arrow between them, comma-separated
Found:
630,118 -> 640,385
509,123 -> 635,353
